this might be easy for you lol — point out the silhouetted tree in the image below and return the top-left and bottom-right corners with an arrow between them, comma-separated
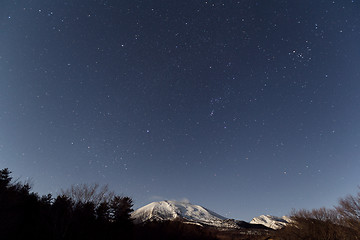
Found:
96,201 -> 110,222
52,195 -> 74,239
109,196 -> 134,239
0,168 -> 12,190
110,196 -> 133,223
69,201 -> 97,240
335,188 -> 360,235
61,183 -> 114,207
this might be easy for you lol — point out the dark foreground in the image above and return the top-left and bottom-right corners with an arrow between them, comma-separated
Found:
1,168 -> 360,240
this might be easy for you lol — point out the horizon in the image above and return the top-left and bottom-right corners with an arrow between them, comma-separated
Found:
1,0 -> 360,221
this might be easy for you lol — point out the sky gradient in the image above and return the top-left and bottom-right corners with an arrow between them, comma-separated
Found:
1,0 -> 360,221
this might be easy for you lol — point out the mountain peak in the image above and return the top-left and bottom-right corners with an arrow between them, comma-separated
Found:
131,200 -> 227,225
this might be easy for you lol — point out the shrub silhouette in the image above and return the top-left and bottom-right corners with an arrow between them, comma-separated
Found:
275,190 -> 360,240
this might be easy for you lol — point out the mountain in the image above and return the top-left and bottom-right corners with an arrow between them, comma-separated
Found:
131,200 -> 270,230
250,215 -> 290,229
131,200 -> 229,227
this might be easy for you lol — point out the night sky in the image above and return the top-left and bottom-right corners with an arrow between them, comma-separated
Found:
1,0 -> 360,221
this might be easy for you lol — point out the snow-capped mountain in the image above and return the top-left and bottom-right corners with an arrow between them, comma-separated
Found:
131,200 -> 231,227
250,215 -> 290,229
131,200 -> 282,231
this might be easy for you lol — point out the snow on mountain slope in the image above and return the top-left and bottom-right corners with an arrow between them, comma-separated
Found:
250,215 -> 290,229
131,200 -> 229,227
132,200 -> 286,231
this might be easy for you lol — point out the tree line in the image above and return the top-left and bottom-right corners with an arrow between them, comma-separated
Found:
0,168 -> 133,239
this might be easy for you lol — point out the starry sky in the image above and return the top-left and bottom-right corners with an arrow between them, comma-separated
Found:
1,0 -> 360,221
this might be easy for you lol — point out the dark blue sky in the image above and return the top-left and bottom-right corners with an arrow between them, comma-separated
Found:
1,0 -> 360,220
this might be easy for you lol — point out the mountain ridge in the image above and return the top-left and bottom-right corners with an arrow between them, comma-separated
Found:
131,200 -> 287,230
250,215 -> 290,229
